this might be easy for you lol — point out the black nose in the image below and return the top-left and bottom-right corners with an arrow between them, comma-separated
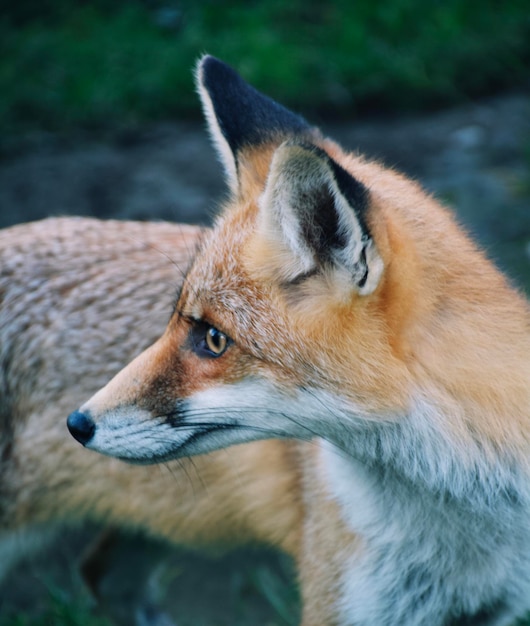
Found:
67,410 -> 95,445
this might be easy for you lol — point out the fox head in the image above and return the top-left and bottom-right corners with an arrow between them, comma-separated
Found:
67,57 -> 529,488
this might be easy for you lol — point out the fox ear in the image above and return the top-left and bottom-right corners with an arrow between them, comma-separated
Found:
259,143 -> 384,296
196,55 -> 315,195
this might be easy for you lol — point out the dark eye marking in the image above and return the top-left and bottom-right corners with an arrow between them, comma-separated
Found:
189,321 -> 231,358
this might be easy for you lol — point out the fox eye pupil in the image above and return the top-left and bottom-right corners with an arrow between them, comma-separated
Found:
205,326 -> 228,356
189,322 -> 230,358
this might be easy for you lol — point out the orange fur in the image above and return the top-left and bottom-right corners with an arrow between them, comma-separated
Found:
65,58 -> 530,625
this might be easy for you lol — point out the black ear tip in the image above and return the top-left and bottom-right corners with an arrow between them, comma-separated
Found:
196,54 -> 313,157
198,54 -> 221,72
197,55 -> 236,87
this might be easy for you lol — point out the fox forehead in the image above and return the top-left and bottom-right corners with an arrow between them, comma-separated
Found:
177,216 -> 308,382
179,205 -> 264,320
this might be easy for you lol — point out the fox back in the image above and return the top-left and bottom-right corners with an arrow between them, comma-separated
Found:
69,58 -> 530,626
0,217 -> 301,586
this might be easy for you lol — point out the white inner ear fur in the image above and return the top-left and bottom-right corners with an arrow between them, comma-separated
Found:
259,143 -> 384,295
357,239 -> 384,296
195,58 -> 238,196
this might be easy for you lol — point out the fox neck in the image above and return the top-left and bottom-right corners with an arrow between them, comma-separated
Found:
320,395 -> 530,626
330,388 -> 528,510
320,441 -> 530,626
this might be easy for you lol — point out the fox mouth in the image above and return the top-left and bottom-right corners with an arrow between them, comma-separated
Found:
116,423 -> 237,465
81,380 -> 315,465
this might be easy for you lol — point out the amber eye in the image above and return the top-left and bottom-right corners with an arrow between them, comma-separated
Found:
189,322 -> 231,358
205,326 -> 228,356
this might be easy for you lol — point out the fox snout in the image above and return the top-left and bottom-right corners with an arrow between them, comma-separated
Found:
67,410 -> 96,446
64,335 -> 197,463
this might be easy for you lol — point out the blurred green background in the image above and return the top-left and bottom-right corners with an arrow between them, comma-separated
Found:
0,2 -> 529,625
1,0 -> 529,136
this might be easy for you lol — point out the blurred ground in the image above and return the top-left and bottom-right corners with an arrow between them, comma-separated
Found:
0,91 -> 529,625
1,92 -> 529,288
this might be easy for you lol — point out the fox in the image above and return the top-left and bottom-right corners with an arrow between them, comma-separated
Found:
0,217 -> 301,603
66,56 -> 530,626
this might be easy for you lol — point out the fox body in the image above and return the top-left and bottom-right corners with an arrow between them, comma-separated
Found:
0,217 -> 301,587
67,57 -> 530,626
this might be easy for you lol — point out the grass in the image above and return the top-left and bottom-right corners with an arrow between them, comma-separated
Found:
3,572 -> 530,626
0,583 -> 296,626
0,589 -> 112,626
0,543 -> 300,626
0,0 -> 529,137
